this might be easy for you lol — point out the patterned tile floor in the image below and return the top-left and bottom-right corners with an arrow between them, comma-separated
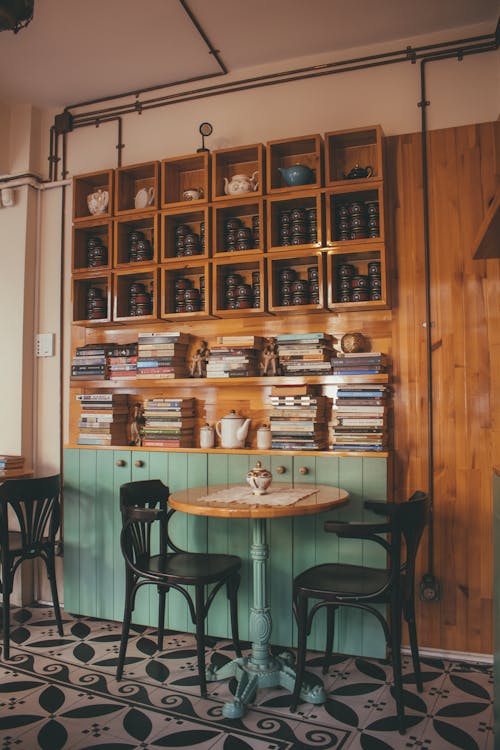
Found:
0,605 -> 493,750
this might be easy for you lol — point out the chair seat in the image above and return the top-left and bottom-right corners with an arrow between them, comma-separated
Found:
294,563 -> 391,600
137,552 -> 241,584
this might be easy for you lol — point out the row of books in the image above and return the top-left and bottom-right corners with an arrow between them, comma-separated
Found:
76,393 -> 129,446
0,454 -> 25,471
142,397 -> 196,448
329,382 -> 390,452
72,343 -> 138,380
269,383 -> 330,450
137,332 -> 190,378
206,335 -> 264,378
275,332 -> 335,376
332,351 -> 388,376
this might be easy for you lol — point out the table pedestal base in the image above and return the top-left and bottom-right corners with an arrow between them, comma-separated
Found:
206,650 -> 326,719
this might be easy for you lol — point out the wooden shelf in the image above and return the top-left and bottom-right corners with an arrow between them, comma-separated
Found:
115,161 -> 160,215
73,169 -> 114,223
161,151 -> 209,208
325,125 -> 383,186
70,373 -> 390,388
212,143 -> 264,201
267,134 -> 323,193
472,189 -> 500,259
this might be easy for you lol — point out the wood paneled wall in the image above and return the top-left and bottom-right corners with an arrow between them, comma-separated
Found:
387,121 -> 499,654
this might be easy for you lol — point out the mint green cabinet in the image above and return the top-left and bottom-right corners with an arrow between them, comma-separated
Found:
63,449 -> 388,657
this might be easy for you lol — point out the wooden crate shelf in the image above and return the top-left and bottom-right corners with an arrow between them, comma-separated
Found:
113,266 -> 159,322
212,254 -> 267,316
326,246 -> 389,311
115,161 -> 160,215
325,125 -> 384,186
325,184 -> 385,246
72,219 -> 112,273
213,197 -> 264,256
73,169 -> 114,223
267,249 -> 325,314
267,191 -> 323,252
212,143 -> 264,201
161,260 -> 212,320
161,152 -> 209,208
114,212 -> 158,268
267,134 -> 323,193
160,206 -> 210,262
72,272 -> 112,325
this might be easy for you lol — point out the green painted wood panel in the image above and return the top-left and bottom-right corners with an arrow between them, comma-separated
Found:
64,449 -> 387,660
78,450 -> 98,617
62,449 -> 81,615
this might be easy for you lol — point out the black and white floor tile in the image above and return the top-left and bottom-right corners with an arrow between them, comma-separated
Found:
0,606 -> 493,750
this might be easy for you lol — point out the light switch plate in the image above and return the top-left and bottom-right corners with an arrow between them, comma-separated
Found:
35,333 -> 55,357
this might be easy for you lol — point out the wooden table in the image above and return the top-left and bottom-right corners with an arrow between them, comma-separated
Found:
169,482 -> 349,718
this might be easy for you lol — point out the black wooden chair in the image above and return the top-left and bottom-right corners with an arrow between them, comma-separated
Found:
117,479 -> 242,696
0,475 -> 63,659
291,490 -> 429,733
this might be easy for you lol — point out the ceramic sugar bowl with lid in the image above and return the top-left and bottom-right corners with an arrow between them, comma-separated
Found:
246,461 -> 272,495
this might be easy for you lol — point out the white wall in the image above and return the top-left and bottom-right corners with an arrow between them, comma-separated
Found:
0,25 -> 498,474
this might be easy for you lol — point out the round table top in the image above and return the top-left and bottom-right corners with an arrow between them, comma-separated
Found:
169,482 -> 349,519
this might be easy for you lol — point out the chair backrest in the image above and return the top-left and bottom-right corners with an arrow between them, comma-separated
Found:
0,475 -> 61,555
389,491 -> 429,598
119,480 -> 181,562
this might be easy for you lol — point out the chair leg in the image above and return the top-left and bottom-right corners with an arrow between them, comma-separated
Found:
117,576 -> 135,681
228,573 -> 242,658
290,594 -> 308,712
390,601 -> 405,734
323,605 -> 336,675
157,586 -> 166,652
2,584 -> 10,660
405,599 -> 423,692
195,586 -> 207,697
45,552 -> 63,636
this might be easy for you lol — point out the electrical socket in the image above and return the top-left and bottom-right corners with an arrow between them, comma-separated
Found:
35,333 -> 55,357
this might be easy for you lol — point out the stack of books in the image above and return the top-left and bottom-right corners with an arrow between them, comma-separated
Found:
206,335 -> 263,378
275,333 -> 335,375
332,351 -> 388,376
137,332 -> 190,378
269,385 -> 330,450
107,343 -> 138,378
76,393 -> 129,446
329,383 -> 390,452
0,454 -> 25,472
71,343 -> 114,380
142,398 -> 196,448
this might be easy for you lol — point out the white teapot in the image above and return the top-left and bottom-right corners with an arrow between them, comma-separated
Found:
224,171 -> 259,196
87,189 -> 109,215
134,186 -> 155,209
215,410 -> 251,449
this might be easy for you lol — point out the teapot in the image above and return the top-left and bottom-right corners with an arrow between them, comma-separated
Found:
278,164 -> 314,187
87,189 -> 109,215
246,461 -> 272,495
182,187 -> 204,201
343,164 -> 373,180
224,171 -> 259,196
134,186 -> 155,209
215,409 -> 251,449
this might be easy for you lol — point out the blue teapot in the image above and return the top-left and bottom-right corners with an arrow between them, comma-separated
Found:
278,164 -> 314,187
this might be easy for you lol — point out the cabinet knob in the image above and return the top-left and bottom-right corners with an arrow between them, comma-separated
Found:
115,460 -> 126,467
298,466 -> 309,475
135,460 -> 144,468
276,466 -> 286,474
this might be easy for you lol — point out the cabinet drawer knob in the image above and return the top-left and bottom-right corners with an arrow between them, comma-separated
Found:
276,466 -> 286,474
115,460 -> 126,467
298,466 -> 309,475
135,460 -> 144,468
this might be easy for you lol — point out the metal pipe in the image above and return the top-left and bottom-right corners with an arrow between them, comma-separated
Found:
64,32 -> 495,124
63,0 -> 227,114
416,41 -> 497,602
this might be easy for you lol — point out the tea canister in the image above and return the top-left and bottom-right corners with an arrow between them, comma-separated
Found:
256,424 -> 272,450
246,461 -> 272,495
199,423 -> 215,449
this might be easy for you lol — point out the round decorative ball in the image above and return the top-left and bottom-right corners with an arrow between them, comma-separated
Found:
341,332 -> 367,353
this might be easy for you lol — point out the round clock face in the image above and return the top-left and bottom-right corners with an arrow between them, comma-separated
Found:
199,122 -> 213,137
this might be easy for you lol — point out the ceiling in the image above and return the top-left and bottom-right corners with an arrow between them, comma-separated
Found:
0,0 -> 498,110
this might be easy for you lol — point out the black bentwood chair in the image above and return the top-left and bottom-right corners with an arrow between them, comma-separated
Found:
0,475 -> 64,659
291,491 -> 429,733
117,480 -> 242,696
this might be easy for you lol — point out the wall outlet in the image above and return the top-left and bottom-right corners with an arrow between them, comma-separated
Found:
35,333 -> 55,357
